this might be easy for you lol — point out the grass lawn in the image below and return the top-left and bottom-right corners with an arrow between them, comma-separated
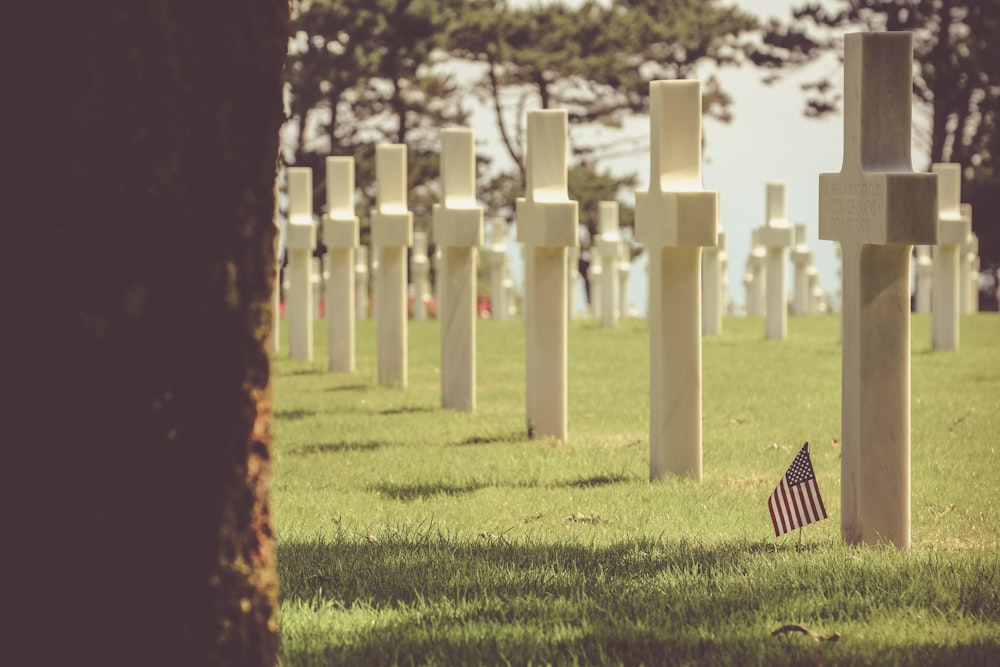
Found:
272,313 -> 999,666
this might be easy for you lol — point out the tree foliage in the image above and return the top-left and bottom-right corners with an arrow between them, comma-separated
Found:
764,0 -> 1000,271
284,0 -> 815,302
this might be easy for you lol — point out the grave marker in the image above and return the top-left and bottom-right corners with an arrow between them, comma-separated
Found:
567,245 -> 579,320
599,201 -> 621,326
411,231 -> 430,320
931,163 -> 966,351
818,32 -> 936,548
432,128 -> 484,411
312,257 -> 323,320
914,245 -> 932,313
790,223 -> 812,316
371,144 -> 414,388
323,156 -> 359,372
355,245 -> 369,320
635,80 -> 718,481
748,229 -> 767,316
618,242 -> 632,318
516,110 -> 578,441
487,219 -> 508,320
433,247 -> 443,316
719,229 -> 730,317
958,203 -> 974,315
286,167 -> 317,360
272,218 -> 285,354
702,228 -> 723,334
807,262 -> 822,314
760,182 -> 793,339
588,245 -> 603,318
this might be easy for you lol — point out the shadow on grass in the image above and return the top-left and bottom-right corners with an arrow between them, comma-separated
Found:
369,481 -> 486,501
277,535 -> 1000,665
557,472 -> 634,488
379,405 -> 437,416
323,383 -> 368,393
454,431 -> 526,446
274,409 -> 317,421
274,367 -> 325,377
287,440 -> 385,456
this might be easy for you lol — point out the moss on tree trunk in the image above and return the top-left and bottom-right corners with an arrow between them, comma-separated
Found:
5,3 -> 288,665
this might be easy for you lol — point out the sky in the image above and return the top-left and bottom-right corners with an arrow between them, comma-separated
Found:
480,0 -> 930,315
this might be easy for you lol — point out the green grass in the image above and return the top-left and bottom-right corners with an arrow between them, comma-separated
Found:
272,313 -> 1000,665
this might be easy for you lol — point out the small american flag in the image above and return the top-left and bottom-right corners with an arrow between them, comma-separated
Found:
768,442 -> 828,537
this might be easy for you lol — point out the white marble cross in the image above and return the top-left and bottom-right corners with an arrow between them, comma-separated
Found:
355,245 -> 369,320
618,242 -> 632,319
487,219 -> 508,320
959,203 -> 974,314
914,245 -> 932,313
790,223 -> 812,316
598,201 -> 621,327
587,245 -> 603,318
432,128 -> 484,411
411,231 -> 430,320
516,110 -> 578,441
701,227 -> 723,335
567,245 -> 579,320
272,216 -> 285,354
371,144 -> 414,388
961,205 -> 980,313
760,182 -> 793,339
931,163 -> 967,351
818,32 -> 936,548
635,80 -> 718,482
286,167 -> 317,360
746,229 -> 767,317
323,157 -> 359,373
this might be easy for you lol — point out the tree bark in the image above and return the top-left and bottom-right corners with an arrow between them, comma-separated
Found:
5,3 -> 288,665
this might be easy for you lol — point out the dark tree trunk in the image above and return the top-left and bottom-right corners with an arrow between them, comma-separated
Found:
5,3 -> 288,665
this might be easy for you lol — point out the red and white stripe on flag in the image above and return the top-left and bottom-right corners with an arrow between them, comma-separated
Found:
768,443 -> 828,537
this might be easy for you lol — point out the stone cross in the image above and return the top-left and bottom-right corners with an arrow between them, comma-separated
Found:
807,261 -> 822,314
432,128 -> 484,411
433,247 -> 443,316
718,229 -> 729,318
931,162 -> 967,351
599,201 -> 621,326
760,181 -> 793,339
272,218 -> 285,354
286,167 -> 317,360
587,244 -> 603,318
790,223 -> 812,316
618,242 -> 632,318
355,245 -> 369,320
312,257 -> 323,320
958,203 -> 975,314
411,231 -> 430,320
742,269 -> 754,316
502,264 -> 515,317
635,80 -> 718,481
371,144 -> 414,388
818,32 -> 936,548
567,245 -> 579,320
516,110 -> 578,441
487,219 -> 508,320
323,157 -> 359,373
747,229 -> 767,317
701,227 -> 723,334
914,245 -> 932,313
